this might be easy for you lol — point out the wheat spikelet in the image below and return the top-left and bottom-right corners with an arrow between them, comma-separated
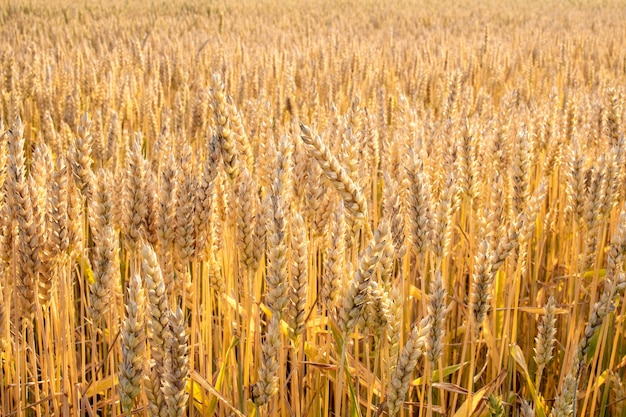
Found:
171,143 -> 196,301
16,209 -> 42,312
471,180 -> 545,317
265,179 -> 289,315
606,202 -> 626,281
339,220 -> 389,336
210,73 -> 240,180
534,296 -> 557,388
142,243 -> 170,417
517,181 -> 548,244
581,159 -> 607,268
255,106 -> 273,188
322,201 -> 345,310
292,139 -> 312,203
48,158 -> 71,259
174,142 -> 197,262
207,250 -> 225,295
190,88 -> 208,140
484,173 -> 505,253
105,111 -> 120,167
275,134 -> 294,211
253,191 -> 270,269
469,239 -> 493,329
363,109 -> 380,178
66,166 -> 84,257
455,125 -> 474,199
123,136 -> 148,252
212,172 -> 228,254
226,96 -> 255,171
426,270 -> 447,366
542,133 -> 562,178
404,152 -> 433,258
5,117 -> 38,318
571,214 -> 626,416
549,365 -> 577,417
383,173 -> 405,258
3,117 -> 24,234
172,92 -> 184,133
575,204 -> 626,380
29,142 -> 53,207
64,89 -> 79,132
90,110 -> 104,162
89,169 -> 114,240
582,163 -> 603,230
41,110 -> 60,156
386,317 -> 429,417
144,168 -> 161,250
378,224 -> 395,289
87,169 -> 119,323
364,280 -> 388,338
604,88 -> 622,145
339,125 -> 363,193
511,127 -> 531,218
252,315 -> 281,407
235,166 -> 258,271
157,153 -> 178,292
289,212 -> 308,338
69,112 -> 95,200
195,138 -> 220,261
89,224 -> 118,324
300,123 -> 368,236
564,143 -> 586,222
386,287 -> 402,374
162,306 -> 189,417
576,273 -> 625,377
431,172 -> 455,262
29,143 -> 53,303
307,165 -> 334,239
119,273 -> 145,415
599,144 -> 622,218
150,115 -> 170,171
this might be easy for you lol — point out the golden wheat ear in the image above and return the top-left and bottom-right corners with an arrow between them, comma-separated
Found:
118,273 -> 145,416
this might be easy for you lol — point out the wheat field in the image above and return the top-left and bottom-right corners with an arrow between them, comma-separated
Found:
0,0 -> 625,416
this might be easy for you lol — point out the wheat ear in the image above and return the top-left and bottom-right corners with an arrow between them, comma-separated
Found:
119,273 -> 145,415
339,220 -> 389,337
386,318 -> 429,417
252,315 -> 281,408
300,123 -> 368,236
142,243 -> 170,417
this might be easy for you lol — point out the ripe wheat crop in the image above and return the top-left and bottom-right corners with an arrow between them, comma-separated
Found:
0,0 -> 626,416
